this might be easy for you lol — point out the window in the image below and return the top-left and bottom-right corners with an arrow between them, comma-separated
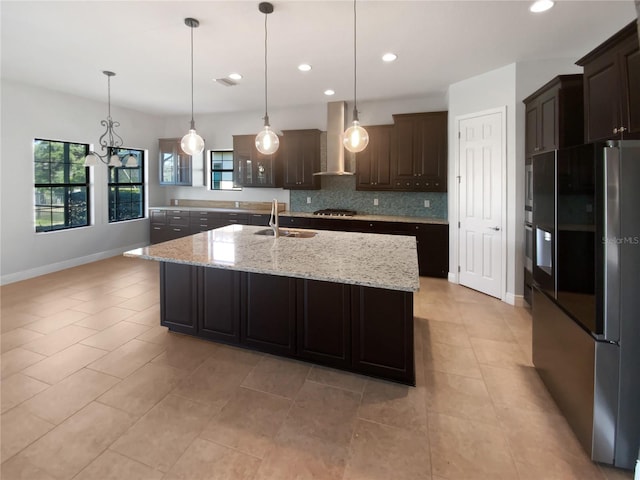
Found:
210,150 -> 239,190
109,148 -> 145,222
34,139 -> 90,232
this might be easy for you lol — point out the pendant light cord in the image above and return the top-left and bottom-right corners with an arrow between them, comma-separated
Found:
189,23 -> 195,128
107,74 -> 112,119
263,12 -> 269,125
352,0 -> 359,121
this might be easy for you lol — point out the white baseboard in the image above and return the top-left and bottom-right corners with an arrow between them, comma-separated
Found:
0,242 -> 149,285
447,272 -> 458,283
505,292 -> 525,307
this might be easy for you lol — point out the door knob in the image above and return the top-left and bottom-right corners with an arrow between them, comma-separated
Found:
489,226 -> 500,231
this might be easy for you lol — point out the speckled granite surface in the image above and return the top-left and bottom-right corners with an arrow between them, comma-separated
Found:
125,225 -> 419,292
281,211 -> 448,225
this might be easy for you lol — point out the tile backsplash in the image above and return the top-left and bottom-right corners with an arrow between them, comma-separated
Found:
290,176 -> 447,219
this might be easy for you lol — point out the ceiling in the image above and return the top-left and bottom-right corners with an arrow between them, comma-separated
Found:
1,1 -> 636,117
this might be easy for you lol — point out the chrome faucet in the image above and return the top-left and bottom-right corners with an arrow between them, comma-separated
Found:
269,198 -> 279,238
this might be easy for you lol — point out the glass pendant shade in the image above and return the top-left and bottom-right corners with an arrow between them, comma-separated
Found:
124,155 -> 138,167
108,155 -> 123,167
83,154 -> 99,167
255,125 -> 279,155
181,129 -> 205,156
343,120 -> 369,153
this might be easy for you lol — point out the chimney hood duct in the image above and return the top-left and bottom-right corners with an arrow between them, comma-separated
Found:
314,101 -> 354,176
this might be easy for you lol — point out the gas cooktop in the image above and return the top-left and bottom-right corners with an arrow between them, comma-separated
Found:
312,209 -> 357,217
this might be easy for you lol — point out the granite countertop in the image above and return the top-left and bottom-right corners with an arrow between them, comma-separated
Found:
281,211 -> 448,225
125,224 -> 419,292
150,206 -> 274,215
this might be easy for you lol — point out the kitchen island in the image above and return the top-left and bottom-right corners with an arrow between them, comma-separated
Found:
125,224 -> 420,385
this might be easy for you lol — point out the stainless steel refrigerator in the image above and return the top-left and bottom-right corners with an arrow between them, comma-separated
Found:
532,140 -> 640,469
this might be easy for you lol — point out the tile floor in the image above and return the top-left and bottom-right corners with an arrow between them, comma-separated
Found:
0,256 -> 634,480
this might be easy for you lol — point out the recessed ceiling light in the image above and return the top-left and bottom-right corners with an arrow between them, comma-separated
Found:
228,73 -> 242,80
298,64 -> 312,72
382,53 -> 398,62
529,0 -> 554,13
324,89 -> 335,96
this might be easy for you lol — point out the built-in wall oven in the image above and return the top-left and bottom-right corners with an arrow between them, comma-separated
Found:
532,150 -> 557,299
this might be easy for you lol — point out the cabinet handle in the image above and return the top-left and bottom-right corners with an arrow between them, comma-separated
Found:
613,127 -> 627,134
153,227 -> 161,230
173,228 -> 182,232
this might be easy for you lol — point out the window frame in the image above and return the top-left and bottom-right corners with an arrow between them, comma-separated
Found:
34,138 -> 91,233
210,149 -> 240,191
108,147 -> 146,223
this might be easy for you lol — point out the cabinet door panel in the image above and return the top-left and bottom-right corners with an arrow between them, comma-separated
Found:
621,43 -> 640,137
525,103 -> 539,159
201,268 -> 240,344
160,263 -> 197,335
241,273 -> 296,355
540,93 -> 558,152
584,60 -> 620,141
297,279 -> 350,368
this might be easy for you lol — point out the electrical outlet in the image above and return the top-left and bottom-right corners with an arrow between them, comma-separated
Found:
307,197 -> 312,204
373,198 -> 379,206
424,200 -> 430,208
235,201 -> 239,208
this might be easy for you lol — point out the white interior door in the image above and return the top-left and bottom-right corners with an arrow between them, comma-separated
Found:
458,110 -> 504,299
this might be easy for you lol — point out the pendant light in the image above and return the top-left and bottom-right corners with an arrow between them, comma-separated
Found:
181,17 -> 205,156
84,71 -> 137,167
343,0 -> 369,153
255,2 -> 279,155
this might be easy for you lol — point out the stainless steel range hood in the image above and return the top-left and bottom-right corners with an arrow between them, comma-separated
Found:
314,101 -> 354,176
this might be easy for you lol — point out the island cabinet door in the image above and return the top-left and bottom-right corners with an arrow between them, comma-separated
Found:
351,286 -> 415,385
296,279 -> 351,368
160,262 -> 198,335
240,272 -> 296,356
200,268 -> 241,345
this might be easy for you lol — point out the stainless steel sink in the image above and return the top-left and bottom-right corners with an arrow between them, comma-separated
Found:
254,228 -> 317,238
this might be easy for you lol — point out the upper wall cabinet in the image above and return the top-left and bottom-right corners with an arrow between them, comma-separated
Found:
356,125 -> 394,191
392,112 -> 447,192
158,138 -> 204,186
523,75 -> 584,164
281,129 -> 321,190
233,134 -> 282,188
576,21 -> 640,142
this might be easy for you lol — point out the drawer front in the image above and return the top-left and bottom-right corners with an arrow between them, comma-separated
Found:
150,210 -> 167,225
168,211 -> 190,227
222,213 -> 249,225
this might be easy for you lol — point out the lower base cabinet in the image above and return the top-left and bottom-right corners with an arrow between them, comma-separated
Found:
160,262 -> 415,385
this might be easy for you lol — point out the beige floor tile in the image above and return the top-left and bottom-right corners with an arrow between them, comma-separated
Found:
135,325 -> 169,343
118,291 -> 159,312
164,438 -> 261,480
73,306 -> 137,330
470,337 -> 530,369
172,346 -> 262,409
22,368 -> 120,424
74,450 -> 163,480
0,310 -> 43,334
481,364 -> 559,414
17,402 -> 136,479
80,320 -> 151,351
18,297 -> 85,318
0,328 -> 44,353
282,381 -> 360,446
424,370 -> 498,425
87,339 -> 165,378
599,465 -> 635,480
416,301 -> 463,324
21,324 -> 97,356
422,341 -> 483,379
22,344 -> 107,385
307,365 -> 367,394
108,282 -> 157,299
1,373 -> 49,414
428,411 -> 518,479
343,419 -> 431,480
70,295 -> 129,314
110,394 -> 212,473
30,287 -> 83,305
464,315 -> 518,343
255,428 -> 348,480
1,406 -> 55,462
201,386 -> 292,459
241,355 -> 310,399
422,318 -> 472,347
0,455 -> 57,480
150,334 -> 216,372
358,378 -> 428,432
22,310 -> 90,335
0,348 -> 46,379
126,304 -> 162,326
97,363 -> 184,416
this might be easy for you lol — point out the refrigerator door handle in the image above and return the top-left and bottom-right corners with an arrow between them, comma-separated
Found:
602,145 -> 620,343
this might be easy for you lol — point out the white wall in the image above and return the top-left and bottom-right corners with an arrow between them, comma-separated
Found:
157,94 -> 447,207
0,80 -> 164,284
447,59 -> 581,304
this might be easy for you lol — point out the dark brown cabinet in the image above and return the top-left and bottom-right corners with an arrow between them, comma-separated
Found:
576,21 -> 640,142
233,135 -> 282,188
150,209 -> 192,244
392,111 -> 447,191
356,125 -> 393,190
523,75 -> 584,163
296,279 -> 351,369
281,129 -> 321,189
160,262 -> 197,335
158,138 -> 193,186
201,268 -> 241,344
410,223 -> 449,278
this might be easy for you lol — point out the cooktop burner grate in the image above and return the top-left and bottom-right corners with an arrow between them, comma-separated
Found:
312,209 -> 357,217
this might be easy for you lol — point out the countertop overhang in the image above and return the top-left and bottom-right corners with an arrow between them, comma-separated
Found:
126,224 -> 420,292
